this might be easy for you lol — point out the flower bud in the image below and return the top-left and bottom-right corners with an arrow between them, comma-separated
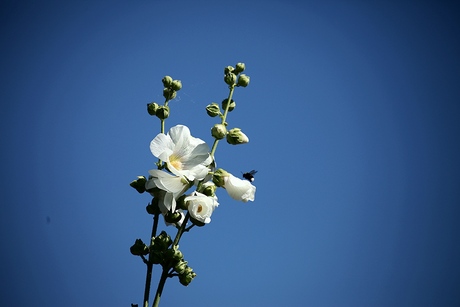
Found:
150,250 -> 163,264
165,245 -> 183,263
130,176 -> 147,193
147,102 -> 159,116
224,66 -> 234,74
130,239 -> 149,256
190,216 -> 206,227
213,168 -> 229,187
172,247 -> 183,261
162,76 -> 173,87
164,210 -> 182,224
156,105 -> 170,120
222,98 -> 236,112
179,270 -> 197,286
146,197 -> 161,215
226,128 -> 249,145
176,194 -> 187,210
224,73 -> 237,85
154,231 -> 172,250
198,181 -> 217,197
174,260 -> 188,274
171,80 -> 182,91
205,102 -> 221,117
163,88 -> 177,100
234,62 -> 245,74
211,124 -> 227,140
237,74 -> 250,87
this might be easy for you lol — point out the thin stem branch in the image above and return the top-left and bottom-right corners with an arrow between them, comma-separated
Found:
173,212 -> 190,247
210,85 -> 235,157
151,213 -> 190,307
152,267 -> 169,307
142,213 -> 160,307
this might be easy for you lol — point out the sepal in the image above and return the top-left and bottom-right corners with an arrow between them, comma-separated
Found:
130,239 -> 149,256
130,176 -> 147,193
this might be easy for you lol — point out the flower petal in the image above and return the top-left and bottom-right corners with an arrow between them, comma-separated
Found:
224,174 -> 256,202
150,133 -> 174,161
185,192 -> 216,224
148,170 -> 188,195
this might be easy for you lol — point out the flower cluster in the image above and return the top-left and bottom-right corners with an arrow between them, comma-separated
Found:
129,63 -> 256,307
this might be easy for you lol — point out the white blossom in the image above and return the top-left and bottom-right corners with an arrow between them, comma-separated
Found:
185,192 -> 219,224
150,125 -> 212,181
224,174 -> 256,202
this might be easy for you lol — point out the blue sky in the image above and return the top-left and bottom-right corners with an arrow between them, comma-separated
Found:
1,1 -> 460,306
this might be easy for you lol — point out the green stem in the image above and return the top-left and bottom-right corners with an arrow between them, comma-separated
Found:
173,212 -> 190,246
152,267 -> 169,307
151,213 -> 190,307
210,85 -> 235,157
143,213 -> 160,307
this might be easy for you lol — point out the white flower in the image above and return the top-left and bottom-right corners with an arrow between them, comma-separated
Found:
150,125 -> 212,181
144,182 -> 177,213
185,192 -> 219,224
147,169 -> 191,197
224,174 -> 256,202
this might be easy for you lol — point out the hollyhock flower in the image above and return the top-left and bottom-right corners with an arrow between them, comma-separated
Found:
185,192 -> 219,224
144,182 -> 177,213
223,174 -> 256,202
147,169 -> 191,197
150,125 -> 212,181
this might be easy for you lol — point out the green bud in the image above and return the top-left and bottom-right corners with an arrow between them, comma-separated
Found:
234,62 -> 245,74
212,168 -> 229,187
163,88 -> 177,100
150,250 -> 163,264
205,102 -> 221,117
164,210 -> 182,224
130,239 -> 149,256
198,182 -> 217,197
147,102 -> 159,116
146,197 -> 161,215
222,98 -> 236,112
171,80 -> 182,91
224,66 -> 234,74
165,246 -> 183,263
130,176 -> 147,193
176,194 -> 187,210
211,124 -> 227,140
172,247 -> 183,261
156,105 -> 170,120
153,231 -> 172,250
189,216 -> 206,227
224,73 -> 237,85
237,74 -> 250,87
174,260 -> 188,274
179,270 -> 197,286
162,76 -> 173,87
226,128 -> 249,145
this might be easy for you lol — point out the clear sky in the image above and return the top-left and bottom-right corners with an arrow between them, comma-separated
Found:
1,1 -> 460,306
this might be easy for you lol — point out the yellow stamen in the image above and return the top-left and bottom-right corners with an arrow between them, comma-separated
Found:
169,154 -> 183,170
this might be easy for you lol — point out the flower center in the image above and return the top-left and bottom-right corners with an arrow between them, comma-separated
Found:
169,154 -> 183,170
197,204 -> 203,213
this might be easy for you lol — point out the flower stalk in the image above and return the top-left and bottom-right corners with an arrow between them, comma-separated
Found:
130,64 -> 255,306
210,84 -> 235,158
